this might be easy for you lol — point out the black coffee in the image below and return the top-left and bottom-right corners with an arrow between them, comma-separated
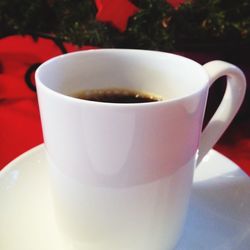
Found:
73,88 -> 162,103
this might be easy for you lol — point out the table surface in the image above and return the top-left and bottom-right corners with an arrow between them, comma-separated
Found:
0,35 -> 249,176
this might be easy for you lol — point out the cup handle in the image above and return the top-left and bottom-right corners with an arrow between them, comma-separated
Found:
197,60 -> 246,165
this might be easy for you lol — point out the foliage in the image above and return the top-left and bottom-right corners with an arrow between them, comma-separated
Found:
0,0 -> 249,51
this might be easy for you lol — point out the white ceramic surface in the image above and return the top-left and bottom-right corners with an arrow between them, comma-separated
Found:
35,50 -> 246,249
0,145 -> 249,250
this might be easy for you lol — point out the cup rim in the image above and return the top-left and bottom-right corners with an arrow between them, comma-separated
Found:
35,49 -> 210,107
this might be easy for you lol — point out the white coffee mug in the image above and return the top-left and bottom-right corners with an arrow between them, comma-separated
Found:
36,49 -> 246,250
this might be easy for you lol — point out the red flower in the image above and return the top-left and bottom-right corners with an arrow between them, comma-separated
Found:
95,0 -> 139,32
166,0 -> 185,9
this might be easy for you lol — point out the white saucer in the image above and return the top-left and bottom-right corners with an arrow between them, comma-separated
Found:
0,145 -> 249,250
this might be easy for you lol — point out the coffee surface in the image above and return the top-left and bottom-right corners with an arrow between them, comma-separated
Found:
73,88 -> 162,103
